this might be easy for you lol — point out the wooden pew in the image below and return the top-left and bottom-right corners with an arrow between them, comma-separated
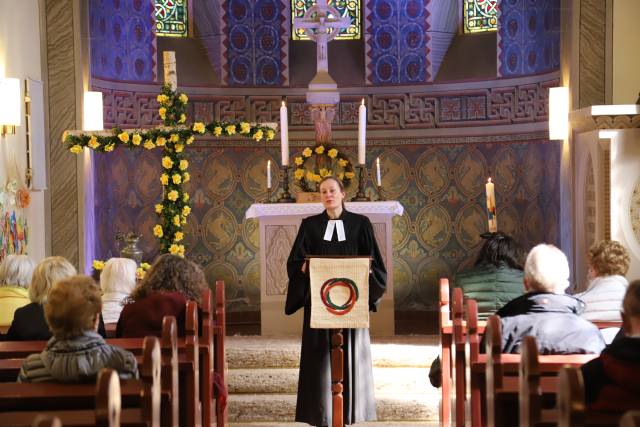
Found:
452,287 -> 465,426
440,278 -> 453,425
212,280 -> 226,427
0,336 -> 160,426
31,415 -> 63,427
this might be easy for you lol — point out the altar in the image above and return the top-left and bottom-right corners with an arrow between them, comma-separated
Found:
246,201 -> 403,336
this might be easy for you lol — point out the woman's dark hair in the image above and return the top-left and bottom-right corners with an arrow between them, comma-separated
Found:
128,254 -> 206,302
475,232 -> 524,270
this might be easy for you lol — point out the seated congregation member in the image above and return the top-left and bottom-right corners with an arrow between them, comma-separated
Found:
581,280 -> 640,411
0,254 -> 35,326
494,244 -> 605,354
18,276 -> 138,382
5,256 -> 76,341
101,257 -> 137,323
116,254 -> 206,338
456,231 -> 525,320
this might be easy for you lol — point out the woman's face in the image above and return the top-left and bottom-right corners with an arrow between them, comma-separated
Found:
320,179 -> 345,210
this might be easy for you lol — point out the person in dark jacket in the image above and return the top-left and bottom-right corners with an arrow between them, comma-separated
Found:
116,254 -> 206,338
581,279 -> 640,411
18,275 -> 137,382
4,256 -> 108,341
456,231 -> 525,320
495,243 -> 605,354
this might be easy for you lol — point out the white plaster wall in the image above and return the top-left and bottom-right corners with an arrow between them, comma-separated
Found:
609,129 -> 640,282
0,0 -> 47,262
612,0 -> 640,104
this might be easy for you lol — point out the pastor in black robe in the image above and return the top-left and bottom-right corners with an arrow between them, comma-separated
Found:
285,209 -> 387,426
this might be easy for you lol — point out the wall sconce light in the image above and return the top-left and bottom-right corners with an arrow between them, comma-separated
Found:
0,78 -> 21,135
83,91 -> 103,131
549,86 -> 569,140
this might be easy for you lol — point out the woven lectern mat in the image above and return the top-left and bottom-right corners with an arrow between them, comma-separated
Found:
309,257 -> 369,329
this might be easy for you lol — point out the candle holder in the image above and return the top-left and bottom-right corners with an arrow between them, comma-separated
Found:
265,185 -> 273,203
277,165 -> 295,203
351,164 -> 370,201
376,185 -> 386,201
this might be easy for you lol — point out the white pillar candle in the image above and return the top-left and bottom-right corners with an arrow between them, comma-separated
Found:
267,160 -> 272,189
376,157 -> 381,186
358,99 -> 366,165
280,101 -> 289,166
485,177 -> 497,233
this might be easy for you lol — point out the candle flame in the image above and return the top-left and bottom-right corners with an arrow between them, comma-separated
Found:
361,98 -> 365,106
488,177 -> 492,183
281,100 -> 285,107
268,160 -> 271,166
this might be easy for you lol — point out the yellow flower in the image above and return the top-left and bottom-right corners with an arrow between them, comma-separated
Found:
315,145 -> 325,154
179,160 -> 189,170
240,122 -> 251,134
167,190 -> 179,201
172,173 -> 182,184
179,114 -> 186,123
253,129 -> 263,141
160,174 -> 169,185
182,192 -> 190,202
173,215 -> 181,226
182,205 -> 191,216
181,217 -> 187,225
153,224 -> 163,238
183,172 -> 191,183
135,267 -> 145,280
178,245 -> 185,257
302,147 -> 312,157
156,136 -> 166,147
294,169 -> 305,180
174,231 -> 184,242
61,131 -> 69,143
192,122 -> 206,134
104,144 -> 115,152
92,260 -> 105,271
88,136 -> 100,149
338,159 -> 348,167
312,174 -> 322,182
162,156 -> 174,169
170,133 -> 180,143
118,132 -> 129,143
213,126 -> 222,137
266,129 -> 275,140
319,168 -> 330,177
157,94 -> 169,104
345,171 -> 355,179
305,170 -> 314,181
178,93 -> 188,104
159,107 -> 167,119
294,157 -> 304,166
70,145 -> 83,154
338,172 -> 344,180
132,134 -> 142,145
140,262 -> 151,270
155,203 -> 164,213
174,144 -> 184,153
328,148 -> 338,158
143,140 -> 155,150
169,244 -> 180,255
186,136 -> 194,145
225,124 -> 236,135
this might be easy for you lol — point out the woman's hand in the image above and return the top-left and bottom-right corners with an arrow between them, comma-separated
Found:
301,261 -> 307,273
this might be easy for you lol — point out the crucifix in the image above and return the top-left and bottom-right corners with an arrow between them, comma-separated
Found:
294,0 -> 350,144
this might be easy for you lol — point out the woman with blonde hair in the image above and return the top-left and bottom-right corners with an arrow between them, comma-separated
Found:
4,256 -> 76,340
100,258 -> 137,323
0,255 -> 35,326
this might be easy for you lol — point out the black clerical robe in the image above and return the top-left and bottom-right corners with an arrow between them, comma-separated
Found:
285,209 -> 387,426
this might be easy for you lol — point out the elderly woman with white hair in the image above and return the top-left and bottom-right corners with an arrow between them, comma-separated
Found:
0,255 -> 36,326
100,258 -> 137,323
492,244 -> 605,354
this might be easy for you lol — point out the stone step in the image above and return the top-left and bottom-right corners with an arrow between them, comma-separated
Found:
226,335 -> 439,369
228,393 -> 439,423
228,367 -> 433,395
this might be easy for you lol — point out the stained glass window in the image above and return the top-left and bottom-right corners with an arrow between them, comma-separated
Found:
464,0 -> 498,33
292,0 -> 361,41
155,0 -> 189,37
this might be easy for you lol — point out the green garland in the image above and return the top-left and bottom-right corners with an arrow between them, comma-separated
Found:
63,83 -> 276,255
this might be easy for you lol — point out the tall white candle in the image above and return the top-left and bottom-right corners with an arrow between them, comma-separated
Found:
358,99 -> 366,165
485,177 -> 497,233
280,101 -> 289,166
267,160 -> 272,189
376,157 -> 381,186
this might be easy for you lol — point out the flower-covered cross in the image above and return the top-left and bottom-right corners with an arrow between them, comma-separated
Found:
63,84 -> 276,256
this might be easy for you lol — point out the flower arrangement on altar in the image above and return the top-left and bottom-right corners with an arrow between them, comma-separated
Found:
92,259 -> 151,280
293,145 -> 355,192
63,83 -> 277,255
